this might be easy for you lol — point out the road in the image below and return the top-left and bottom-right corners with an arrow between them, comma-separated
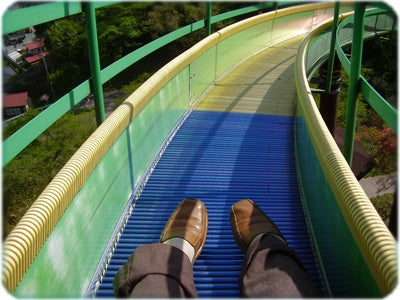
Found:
359,173 -> 397,198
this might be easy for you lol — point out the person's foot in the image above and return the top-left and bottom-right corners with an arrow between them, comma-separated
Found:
230,199 -> 284,252
160,198 -> 208,261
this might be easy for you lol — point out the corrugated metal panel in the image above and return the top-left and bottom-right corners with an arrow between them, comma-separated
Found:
96,111 -> 322,297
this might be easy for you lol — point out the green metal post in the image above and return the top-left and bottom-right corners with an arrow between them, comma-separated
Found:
83,2 -> 106,125
343,3 -> 365,165
325,2 -> 340,93
206,2 -> 212,36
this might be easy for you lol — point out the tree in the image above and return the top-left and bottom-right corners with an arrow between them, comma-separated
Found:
45,17 -> 87,64
147,3 -> 206,51
96,3 -> 152,68
3,110 -> 97,237
362,34 -> 398,108
44,17 -> 88,96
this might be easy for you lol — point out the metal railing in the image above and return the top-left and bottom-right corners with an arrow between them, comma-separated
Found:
2,1 -> 397,296
335,4 -> 397,164
3,1 -> 292,166
4,3 -> 337,294
295,7 -> 397,295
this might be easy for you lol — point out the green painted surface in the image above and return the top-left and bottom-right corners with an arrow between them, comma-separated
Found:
190,45 -> 217,105
210,2 -> 273,24
343,3 -> 366,165
14,130 -> 133,297
336,10 -> 397,134
272,11 -> 313,40
2,2 -> 83,35
10,3 -> 393,297
198,36 -> 302,116
3,81 -> 91,166
101,20 -> 204,83
84,2 -> 106,125
295,8 -> 394,295
295,116 -> 381,297
14,69 -> 189,297
11,7 -> 316,294
216,20 -> 274,78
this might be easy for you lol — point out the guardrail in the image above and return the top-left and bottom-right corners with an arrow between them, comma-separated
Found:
3,1 -> 316,294
3,1 -> 287,166
4,3 -> 346,296
3,1 -> 397,297
336,4 -> 397,163
340,8 -> 397,124
295,7 -> 397,296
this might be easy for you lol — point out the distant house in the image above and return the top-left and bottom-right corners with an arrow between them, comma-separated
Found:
24,40 -> 49,65
7,50 -> 23,66
5,30 -> 25,46
3,92 -> 32,119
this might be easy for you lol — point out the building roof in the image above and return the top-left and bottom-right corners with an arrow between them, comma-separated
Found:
26,40 -> 44,51
24,53 -> 42,64
3,92 -> 29,108
8,50 -> 22,62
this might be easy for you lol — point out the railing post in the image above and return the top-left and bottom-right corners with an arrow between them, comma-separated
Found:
343,3 -> 365,166
83,2 -> 106,125
325,2 -> 340,93
318,56 -> 341,137
318,2 -> 341,137
206,2 -> 212,36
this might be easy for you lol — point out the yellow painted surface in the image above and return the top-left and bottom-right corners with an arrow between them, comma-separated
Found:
196,35 -> 305,116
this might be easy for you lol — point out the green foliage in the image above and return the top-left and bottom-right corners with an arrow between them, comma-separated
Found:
336,69 -> 372,128
7,4 -> 396,242
4,63 -> 49,101
48,61 -> 85,95
148,3 -> 206,39
7,2 -> 254,102
96,3 -> 151,68
333,35 -> 397,182
370,193 -> 395,226
1,2 -> 270,239
121,72 -> 153,94
355,126 -> 397,176
112,72 -> 153,110
44,17 -> 88,95
362,34 -> 397,108
147,2 -> 208,53
45,17 -> 87,64
3,110 -> 97,237
3,109 -> 40,139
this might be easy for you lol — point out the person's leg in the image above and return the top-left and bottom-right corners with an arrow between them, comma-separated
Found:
113,243 -> 195,297
230,199 -> 320,297
113,198 -> 208,297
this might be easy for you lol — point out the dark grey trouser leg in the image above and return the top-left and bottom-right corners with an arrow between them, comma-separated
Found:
113,243 -> 197,297
240,234 -> 321,297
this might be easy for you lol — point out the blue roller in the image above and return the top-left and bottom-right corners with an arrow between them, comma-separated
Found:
96,111 -> 323,297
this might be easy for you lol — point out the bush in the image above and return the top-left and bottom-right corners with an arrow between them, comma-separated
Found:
3,110 -> 97,237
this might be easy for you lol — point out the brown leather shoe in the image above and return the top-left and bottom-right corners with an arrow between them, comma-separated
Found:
230,199 -> 283,252
160,198 -> 207,261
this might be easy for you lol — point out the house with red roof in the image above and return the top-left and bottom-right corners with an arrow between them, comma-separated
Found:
3,92 -> 32,119
24,40 -> 49,65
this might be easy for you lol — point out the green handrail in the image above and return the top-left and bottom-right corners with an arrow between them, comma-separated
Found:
2,2 -> 113,35
2,1 -> 284,167
3,1 -> 396,169
324,2 -> 340,93
83,2 -> 106,125
206,2 -> 212,36
334,5 -> 397,165
343,3 -> 366,166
